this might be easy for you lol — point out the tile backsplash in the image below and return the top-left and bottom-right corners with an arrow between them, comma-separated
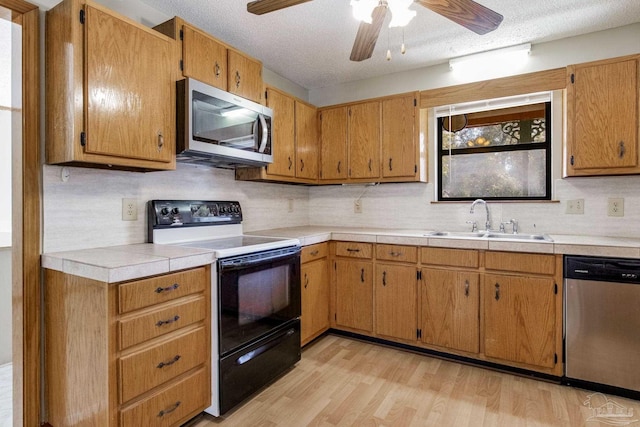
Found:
43,163 -> 640,253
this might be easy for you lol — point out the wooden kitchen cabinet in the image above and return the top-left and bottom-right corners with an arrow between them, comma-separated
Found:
236,87 -> 319,184
46,0 -> 175,171
155,17 -> 264,104
301,243 -> 330,346
421,269 -> 479,353
566,55 -> 640,176
320,106 -> 349,181
382,94 -> 419,179
319,101 -> 381,182
44,266 -> 210,426
375,263 -> 417,341
482,251 -> 562,375
227,49 -> 264,104
333,242 -> 374,332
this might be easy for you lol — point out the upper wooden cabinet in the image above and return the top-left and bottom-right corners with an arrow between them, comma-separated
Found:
565,55 -> 640,176
46,0 -> 175,171
155,17 -> 264,104
319,92 -> 423,184
382,95 -> 418,178
236,87 -> 319,184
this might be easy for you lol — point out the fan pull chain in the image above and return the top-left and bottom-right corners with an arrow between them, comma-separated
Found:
386,27 -> 391,61
401,28 -> 406,54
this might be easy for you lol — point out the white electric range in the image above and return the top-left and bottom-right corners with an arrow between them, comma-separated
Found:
148,200 -> 302,416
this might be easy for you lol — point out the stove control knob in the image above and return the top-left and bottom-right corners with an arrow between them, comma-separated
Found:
171,207 -> 180,215
160,207 -> 170,216
220,206 -> 226,213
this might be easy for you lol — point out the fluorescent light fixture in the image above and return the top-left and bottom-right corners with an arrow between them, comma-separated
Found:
449,43 -> 531,71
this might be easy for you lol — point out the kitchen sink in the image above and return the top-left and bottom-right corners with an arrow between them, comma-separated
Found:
426,231 -> 553,242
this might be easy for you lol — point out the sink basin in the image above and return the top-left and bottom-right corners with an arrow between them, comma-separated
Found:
426,231 -> 488,238
426,231 -> 553,242
485,232 -> 553,242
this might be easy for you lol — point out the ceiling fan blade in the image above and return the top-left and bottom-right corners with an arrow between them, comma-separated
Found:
350,5 -> 388,62
416,0 -> 503,35
247,0 -> 313,15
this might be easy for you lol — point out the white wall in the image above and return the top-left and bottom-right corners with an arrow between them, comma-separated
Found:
0,248 -> 10,365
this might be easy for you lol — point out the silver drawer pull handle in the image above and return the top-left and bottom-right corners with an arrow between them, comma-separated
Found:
155,283 -> 179,293
390,251 -> 402,257
158,401 -> 181,417
156,315 -> 180,327
310,250 -> 319,256
347,248 -> 360,253
157,355 -> 181,369
464,280 -> 470,297
494,283 -> 500,301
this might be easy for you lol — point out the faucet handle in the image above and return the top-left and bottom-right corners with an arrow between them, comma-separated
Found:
466,220 -> 478,232
510,219 -> 518,234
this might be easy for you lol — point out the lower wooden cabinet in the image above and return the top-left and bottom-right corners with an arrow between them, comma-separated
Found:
483,273 -> 557,368
420,268 -> 479,353
44,266 -> 211,427
375,263 -> 417,341
301,243 -> 330,345
334,259 -> 373,332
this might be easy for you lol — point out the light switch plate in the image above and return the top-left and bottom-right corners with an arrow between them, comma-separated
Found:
566,199 -> 584,214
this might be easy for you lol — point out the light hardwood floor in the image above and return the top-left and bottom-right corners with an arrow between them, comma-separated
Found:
185,335 -> 639,426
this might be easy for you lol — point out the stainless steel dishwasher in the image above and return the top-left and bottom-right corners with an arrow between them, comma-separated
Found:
564,255 -> 640,398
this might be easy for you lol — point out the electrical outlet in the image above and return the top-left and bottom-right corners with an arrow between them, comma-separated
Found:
354,200 -> 362,213
608,198 -> 624,217
122,198 -> 137,221
287,198 -> 294,213
566,199 -> 584,214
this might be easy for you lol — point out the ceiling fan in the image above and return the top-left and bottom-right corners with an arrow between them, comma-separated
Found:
246,0 -> 503,61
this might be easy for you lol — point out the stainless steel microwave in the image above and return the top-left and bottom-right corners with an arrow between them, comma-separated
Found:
176,78 -> 273,168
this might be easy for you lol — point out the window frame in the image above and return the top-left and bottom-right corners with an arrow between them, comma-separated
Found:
437,101 -> 552,202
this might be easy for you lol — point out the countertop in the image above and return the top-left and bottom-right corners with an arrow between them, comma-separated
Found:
41,226 -> 640,283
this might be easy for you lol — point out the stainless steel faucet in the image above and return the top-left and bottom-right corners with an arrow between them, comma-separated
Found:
470,199 -> 491,231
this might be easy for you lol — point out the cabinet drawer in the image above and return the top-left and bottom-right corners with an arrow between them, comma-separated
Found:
119,326 -> 207,403
335,242 -> 373,259
421,247 -> 479,268
485,251 -> 555,275
118,296 -> 206,350
376,244 -> 418,263
118,268 -> 207,314
301,243 -> 328,263
120,367 -> 208,427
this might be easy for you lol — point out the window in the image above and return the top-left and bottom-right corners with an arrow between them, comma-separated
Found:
436,93 -> 552,201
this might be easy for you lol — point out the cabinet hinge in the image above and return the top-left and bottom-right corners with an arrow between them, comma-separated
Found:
554,353 -> 558,364
264,90 -> 268,100
414,165 -> 417,174
80,131 -> 86,147
570,73 -> 575,84
413,98 -> 417,107
570,155 -> 574,166
554,283 -> 558,294
179,60 -> 184,71
334,261 -> 336,271
79,9 -> 85,24
334,313 -> 337,321
179,29 -> 184,40
348,108 -> 351,117
417,270 -> 422,281
417,329 -> 422,339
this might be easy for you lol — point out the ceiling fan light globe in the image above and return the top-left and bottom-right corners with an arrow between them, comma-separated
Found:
388,0 -> 416,27
350,0 -> 378,23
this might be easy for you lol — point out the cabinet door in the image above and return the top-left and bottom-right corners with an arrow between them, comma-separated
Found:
182,24 -> 227,90
301,258 -> 329,345
227,49 -> 263,103
421,269 -> 479,353
568,58 -> 639,173
335,260 -> 373,332
295,101 -> 319,180
320,107 -> 348,180
349,101 -> 380,179
265,88 -> 296,178
85,5 -> 173,163
382,95 -> 416,178
483,274 -> 556,368
375,263 -> 416,341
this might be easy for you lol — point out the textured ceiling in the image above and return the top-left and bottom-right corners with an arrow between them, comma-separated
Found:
141,0 -> 640,90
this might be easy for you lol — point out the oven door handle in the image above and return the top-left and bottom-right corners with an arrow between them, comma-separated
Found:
219,248 -> 299,269
235,328 -> 296,366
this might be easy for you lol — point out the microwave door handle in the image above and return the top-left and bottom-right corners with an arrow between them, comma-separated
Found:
258,114 -> 268,153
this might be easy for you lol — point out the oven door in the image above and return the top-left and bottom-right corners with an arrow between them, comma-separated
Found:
218,246 -> 300,355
